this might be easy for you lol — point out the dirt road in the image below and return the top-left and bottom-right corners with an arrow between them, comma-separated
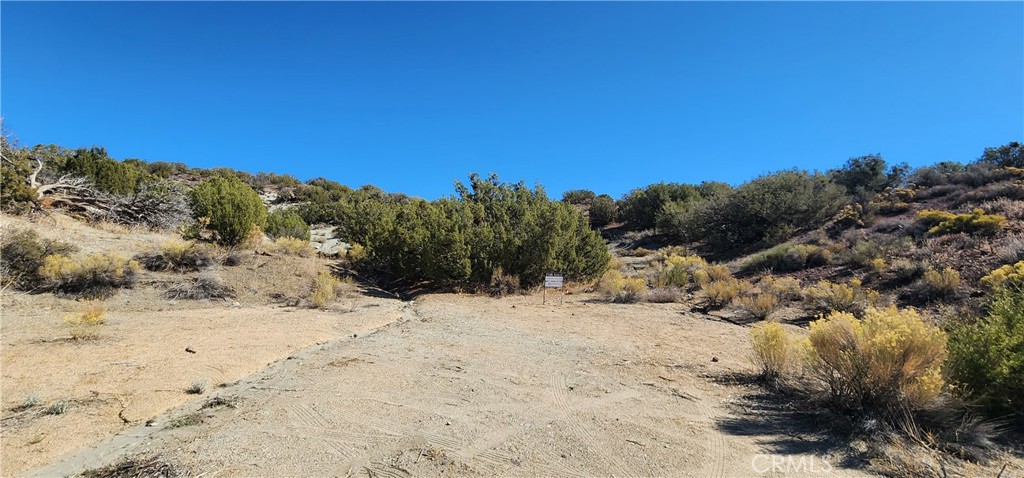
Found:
25,294 -> 872,477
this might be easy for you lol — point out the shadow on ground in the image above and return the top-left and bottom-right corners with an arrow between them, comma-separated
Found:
710,372 -> 866,469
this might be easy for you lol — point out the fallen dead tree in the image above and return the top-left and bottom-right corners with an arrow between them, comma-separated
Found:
26,156 -> 191,229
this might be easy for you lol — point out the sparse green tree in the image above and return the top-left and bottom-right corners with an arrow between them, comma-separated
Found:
979,141 -> 1023,168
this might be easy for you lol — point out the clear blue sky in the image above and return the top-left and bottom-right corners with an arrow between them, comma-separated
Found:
2,2 -> 1022,200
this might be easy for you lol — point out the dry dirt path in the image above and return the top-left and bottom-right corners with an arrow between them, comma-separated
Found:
26,294 -> 874,478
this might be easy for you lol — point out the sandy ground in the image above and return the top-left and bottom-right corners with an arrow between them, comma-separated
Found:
1,291 -> 402,474
19,294 -> 877,478
4,213 -> 1019,477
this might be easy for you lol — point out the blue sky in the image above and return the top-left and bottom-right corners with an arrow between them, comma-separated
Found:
2,2 -> 1022,200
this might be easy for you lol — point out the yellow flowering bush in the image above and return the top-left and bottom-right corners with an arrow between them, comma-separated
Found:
916,208 -> 1006,236
980,261 -> 1024,290
804,307 -> 947,412
750,322 -> 793,380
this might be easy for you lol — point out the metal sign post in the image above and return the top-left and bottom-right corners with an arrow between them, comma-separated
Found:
544,273 -> 564,305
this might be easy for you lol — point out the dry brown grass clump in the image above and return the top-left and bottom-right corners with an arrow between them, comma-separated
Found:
802,279 -> 881,317
0,228 -> 78,290
759,275 -> 802,301
489,267 -> 520,297
736,292 -> 781,320
271,236 -> 314,257
39,253 -> 140,298
310,270 -> 342,308
165,272 -> 236,300
80,455 -> 189,478
63,300 -> 106,340
705,263 -> 732,282
700,278 -> 750,308
596,269 -> 648,303
134,240 -> 214,272
646,287 -> 682,303
918,267 -> 961,299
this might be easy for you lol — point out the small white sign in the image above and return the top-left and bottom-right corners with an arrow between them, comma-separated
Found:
544,274 -> 564,288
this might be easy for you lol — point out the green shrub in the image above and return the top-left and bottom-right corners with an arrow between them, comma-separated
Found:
344,174 -> 609,289
562,189 -> 596,205
654,262 -> 689,288
0,229 -> 78,289
916,209 -> 1006,237
618,182 -> 704,231
265,209 -> 311,240
58,147 -> 149,195
38,253 -> 140,298
979,141 -> 1023,168
188,174 -> 268,246
887,258 -> 929,285
804,307 -> 947,414
678,170 -> 847,248
947,285 -> 1024,424
588,194 -> 617,227
0,136 -> 37,214
828,154 -> 908,196
838,240 -> 884,270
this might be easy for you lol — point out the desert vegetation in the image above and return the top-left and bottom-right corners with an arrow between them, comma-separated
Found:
3,131 -> 1024,477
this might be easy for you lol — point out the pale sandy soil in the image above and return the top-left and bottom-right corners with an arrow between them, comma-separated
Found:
3,213 -> 1020,477
20,294 -> 879,478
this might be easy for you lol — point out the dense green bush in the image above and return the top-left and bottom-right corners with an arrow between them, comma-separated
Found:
947,285 -> 1024,424
678,170 -> 847,249
619,182 -> 716,231
58,147 -> 149,195
588,194 -> 617,227
0,136 -> 37,214
908,161 -> 965,188
562,189 -> 596,205
265,209 -> 311,240
339,174 -> 609,289
188,174 -> 268,246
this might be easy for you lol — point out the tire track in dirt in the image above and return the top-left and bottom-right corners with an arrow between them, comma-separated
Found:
549,374 -> 638,478
672,381 -> 728,478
